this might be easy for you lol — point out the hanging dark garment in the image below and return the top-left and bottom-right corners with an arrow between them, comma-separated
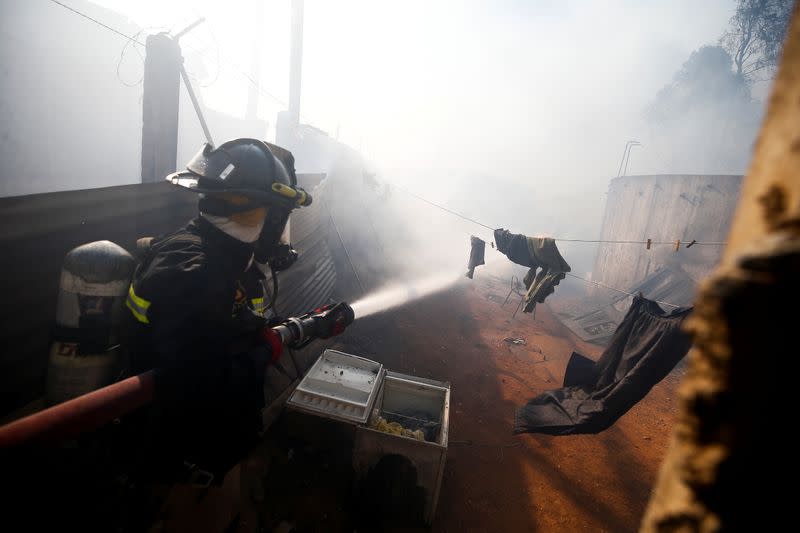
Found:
466,236 -> 486,279
521,237 -> 570,313
514,295 -> 693,435
494,229 -> 538,268
493,229 -> 570,312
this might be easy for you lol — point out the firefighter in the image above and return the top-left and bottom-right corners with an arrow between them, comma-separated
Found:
125,138 -> 314,483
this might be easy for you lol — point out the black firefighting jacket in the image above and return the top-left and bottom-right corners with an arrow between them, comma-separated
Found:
125,217 -> 271,479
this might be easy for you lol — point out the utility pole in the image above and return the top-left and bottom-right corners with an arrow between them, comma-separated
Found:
245,0 -> 265,123
288,0 -> 304,127
277,0 -> 304,147
140,33 -> 182,183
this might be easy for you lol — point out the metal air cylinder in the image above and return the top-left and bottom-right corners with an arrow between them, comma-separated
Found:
45,241 -> 135,405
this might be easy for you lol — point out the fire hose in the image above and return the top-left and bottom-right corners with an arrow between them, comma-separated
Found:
0,302 -> 354,449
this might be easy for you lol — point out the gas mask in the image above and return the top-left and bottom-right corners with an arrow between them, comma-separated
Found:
254,207 -> 299,271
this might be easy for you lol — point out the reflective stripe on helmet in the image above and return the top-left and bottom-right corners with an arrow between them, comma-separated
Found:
126,284 -> 151,324
271,183 -> 311,206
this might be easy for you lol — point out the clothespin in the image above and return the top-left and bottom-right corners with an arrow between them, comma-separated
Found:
686,239 -> 697,248
646,238 -> 652,250
674,239 -> 681,252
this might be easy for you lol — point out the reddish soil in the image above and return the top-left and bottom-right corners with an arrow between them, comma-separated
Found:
332,274 -> 683,533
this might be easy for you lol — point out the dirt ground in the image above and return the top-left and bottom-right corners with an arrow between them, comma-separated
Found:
324,274 -> 683,533
2,273 -> 682,533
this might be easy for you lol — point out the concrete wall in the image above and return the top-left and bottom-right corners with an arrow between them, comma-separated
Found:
592,174 -> 742,294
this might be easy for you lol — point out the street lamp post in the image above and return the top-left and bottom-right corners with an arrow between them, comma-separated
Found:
616,140 -> 642,177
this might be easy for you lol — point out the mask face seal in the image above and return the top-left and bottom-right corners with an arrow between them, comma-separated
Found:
254,208 -> 297,270
198,194 -> 264,216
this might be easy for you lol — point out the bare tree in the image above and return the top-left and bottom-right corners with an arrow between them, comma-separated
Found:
720,0 -> 794,82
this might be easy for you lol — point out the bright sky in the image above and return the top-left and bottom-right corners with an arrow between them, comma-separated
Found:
91,0 -> 741,193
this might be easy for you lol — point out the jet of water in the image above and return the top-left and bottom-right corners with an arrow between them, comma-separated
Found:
350,272 -> 462,318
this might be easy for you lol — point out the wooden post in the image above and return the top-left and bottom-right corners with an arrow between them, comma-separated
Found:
140,33 -> 181,183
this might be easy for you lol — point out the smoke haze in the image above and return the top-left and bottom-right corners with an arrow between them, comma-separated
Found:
1,0 -> 772,282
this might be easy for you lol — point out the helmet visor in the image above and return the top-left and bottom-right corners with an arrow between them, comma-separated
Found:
186,143 -> 237,181
167,143 -> 237,191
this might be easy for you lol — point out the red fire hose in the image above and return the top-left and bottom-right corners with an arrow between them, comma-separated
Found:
0,303 -> 355,450
0,370 -> 155,449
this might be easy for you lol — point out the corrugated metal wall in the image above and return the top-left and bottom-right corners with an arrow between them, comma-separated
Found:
273,190 -> 336,318
0,182 -> 337,416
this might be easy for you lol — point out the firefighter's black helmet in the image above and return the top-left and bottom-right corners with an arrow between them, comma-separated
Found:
167,138 -> 312,211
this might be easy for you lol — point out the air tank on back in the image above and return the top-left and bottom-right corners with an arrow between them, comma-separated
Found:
45,240 -> 135,405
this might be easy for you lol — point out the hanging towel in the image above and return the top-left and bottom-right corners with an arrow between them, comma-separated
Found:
514,295 -> 693,435
493,229 -> 571,312
466,236 -> 486,279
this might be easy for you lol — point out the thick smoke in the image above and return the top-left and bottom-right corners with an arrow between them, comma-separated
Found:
1,0 -> 775,298
640,45 -> 762,174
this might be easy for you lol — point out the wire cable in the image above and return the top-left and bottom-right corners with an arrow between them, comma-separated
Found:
51,0 -> 328,138
48,0 -> 145,45
391,184 -> 726,246
175,17 -> 314,122
48,1 -> 289,117
182,35 -> 323,128
186,18 -> 221,88
564,272 -> 682,308
555,238 -> 726,245
115,29 -> 146,87
394,185 -> 496,231
394,182 -> 692,308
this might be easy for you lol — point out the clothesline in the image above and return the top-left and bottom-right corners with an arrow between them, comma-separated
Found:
398,186 -> 496,231
480,240 -> 684,309
394,185 -> 726,247
556,238 -> 726,245
564,272 -> 682,309
379,182 -> 693,309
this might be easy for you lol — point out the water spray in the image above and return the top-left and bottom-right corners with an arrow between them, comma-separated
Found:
351,272 -> 462,319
